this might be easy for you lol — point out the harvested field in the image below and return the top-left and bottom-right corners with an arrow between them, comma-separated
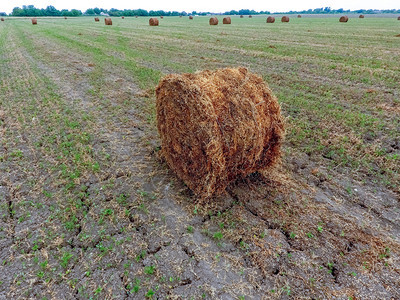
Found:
0,16 -> 399,299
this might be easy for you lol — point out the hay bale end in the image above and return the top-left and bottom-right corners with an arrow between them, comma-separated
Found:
94,17 -> 99,22
223,17 -> 231,24
156,67 -> 285,198
149,18 -> 159,26
281,16 -> 289,22
32,18 -> 37,25
339,16 -> 349,22
267,16 -> 275,23
359,14 -> 365,18
104,18 -> 112,25
209,17 -> 218,25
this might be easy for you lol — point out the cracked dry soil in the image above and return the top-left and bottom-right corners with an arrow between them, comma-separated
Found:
1,22 -> 400,300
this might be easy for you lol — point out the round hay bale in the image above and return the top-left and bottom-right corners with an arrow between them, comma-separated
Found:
223,17 -> 231,24
180,15 -> 183,18
359,14 -> 365,18
161,16 -> 164,19
266,16 -> 275,23
297,15 -> 302,18
94,17 -> 99,22
189,16 -> 193,20
339,16 -> 348,22
121,16 -> 125,19
32,18 -> 37,25
281,16 -> 289,22
240,15 -> 244,18
105,18 -> 112,25
135,16 -> 138,18
149,18 -> 159,26
1,18 -> 4,22
64,16 -> 67,19
249,15 -> 252,18
156,67 -> 285,198
397,16 -> 400,20
209,17 -> 218,25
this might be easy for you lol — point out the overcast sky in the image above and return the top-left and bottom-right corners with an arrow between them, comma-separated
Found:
1,0 -> 399,14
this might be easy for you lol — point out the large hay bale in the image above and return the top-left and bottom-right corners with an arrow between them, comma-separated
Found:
156,67 -> 284,198
121,16 -> 125,19
249,15 -> 253,18
149,18 -> 159,26
297,15 -> 302,18
32,18 -> 37,25
397,16 -> 400,20
223,17 -> 231,24
281,16 -> 289,22
189,16 -> 193,20
209,17 -> 218,25
95,17 -> 99,22
105,18 -> 112,25
359,14 -> 365,18
1,18 -> 4,22
267,16 -> 275,23
339,16 -> 348,22
240,15 -> 244,18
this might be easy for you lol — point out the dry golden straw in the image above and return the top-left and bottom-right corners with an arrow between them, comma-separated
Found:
156,67 -> 285,198
223,17 -> 231,24
104,18 -> 112,25
281,16 -> 290,22
149,18 -> 159,26
209,17 -> 218,25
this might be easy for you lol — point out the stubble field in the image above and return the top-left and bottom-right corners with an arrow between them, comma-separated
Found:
0,15 -> 399,299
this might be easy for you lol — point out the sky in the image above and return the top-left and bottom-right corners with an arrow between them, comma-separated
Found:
1,0 -> 399,14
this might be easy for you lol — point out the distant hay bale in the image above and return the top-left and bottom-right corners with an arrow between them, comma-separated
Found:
1,18 -> 4,22
359,15 -> 365,18
240,15 -> 244,18
161,16 -> 164,19
32,18 -> 37,25
189,16 -> 193,20
121,16 -> 125,19
135,16 -> 138,18
94,17 -> 99,22
339,16 -> 349,22
223,17 -> 231,24
209,17 -> 218,25
281,16 -> 289,22
397,16 -> 400,20
105,18 -> 112,25
149,18 -> 159,26
297,15 -> 302,18
267,16 -> 275,23
156,67 -> 284,198
64,16 -> 67,19
180,15 -> 183,18
249,15 -> 253,18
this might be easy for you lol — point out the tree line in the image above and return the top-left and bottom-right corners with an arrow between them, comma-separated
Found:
3,5 -> 400,17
